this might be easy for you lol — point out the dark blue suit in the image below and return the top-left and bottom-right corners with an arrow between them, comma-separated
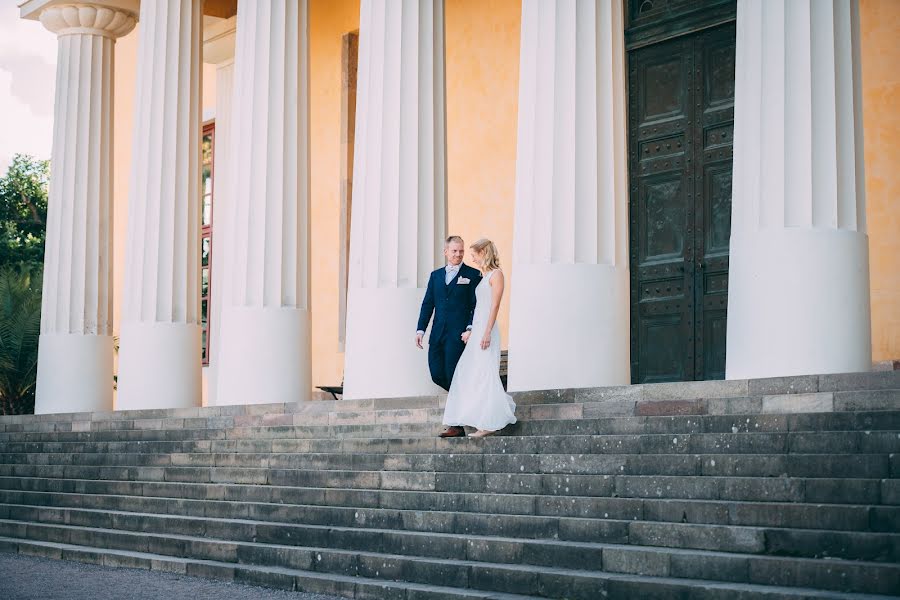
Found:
417,264 -> 482,390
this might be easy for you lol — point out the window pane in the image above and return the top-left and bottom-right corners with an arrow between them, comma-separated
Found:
202,267 -> 209,297
203,195 -> 212,226
202,236 -> 211,267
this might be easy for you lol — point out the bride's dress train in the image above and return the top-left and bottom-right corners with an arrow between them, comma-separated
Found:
442,270 -> 516,431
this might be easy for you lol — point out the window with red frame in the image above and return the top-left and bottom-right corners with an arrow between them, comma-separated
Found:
201,122 -> 214,365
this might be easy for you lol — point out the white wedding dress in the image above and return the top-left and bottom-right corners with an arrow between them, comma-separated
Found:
443,269 -> 517,431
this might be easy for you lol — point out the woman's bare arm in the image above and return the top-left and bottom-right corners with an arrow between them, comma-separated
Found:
480,270 -> 505,350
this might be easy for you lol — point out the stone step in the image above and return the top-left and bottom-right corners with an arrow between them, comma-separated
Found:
3,425 -> 900,458
1,467 -> 897,503
3,430 -> 898,462
1,475 -> 897,532
2,370 -> 897,428
3,536 -> 892,600
0,450 -> 895,484
0,515 -> 898,597
2,489 -> 898,562
0,536 -> 541,600
5,470 -> 897,506
3,410 -> 900,446
3,388 -> 899,435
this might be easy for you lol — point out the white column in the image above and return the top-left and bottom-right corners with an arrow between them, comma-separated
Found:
507,0 -> 630,392
30,4 -> 136,415
215,1 -> 312,406
202,17 -> 236,406
342,0 -> 447,400
117,0 -> 203,410
727,0 -> 871,379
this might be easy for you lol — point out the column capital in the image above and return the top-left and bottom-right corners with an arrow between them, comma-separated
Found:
36,3 -> 136,39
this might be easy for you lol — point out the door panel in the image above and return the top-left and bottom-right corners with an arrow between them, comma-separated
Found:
629,23 -> 735,383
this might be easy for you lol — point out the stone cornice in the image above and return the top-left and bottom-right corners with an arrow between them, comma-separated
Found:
203,15 -> 236,65
38,3 -> 136,39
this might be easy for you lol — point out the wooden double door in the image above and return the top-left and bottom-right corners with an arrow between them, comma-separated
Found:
628,23 -> 736,383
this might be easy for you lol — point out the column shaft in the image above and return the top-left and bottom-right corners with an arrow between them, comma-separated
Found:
207,58 -> 234,406
34,4 -> 136,414
342,0 -> 447,399
215,0 -> 312,406
507,0 -> 630,391
117,0 -> 203,410
727,0 -> 871,378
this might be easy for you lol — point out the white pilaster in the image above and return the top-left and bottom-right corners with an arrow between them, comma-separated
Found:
727,0 -> 871,379
507,0 -> 630,391
215,1 -> 312,406
117,0 -> 202,410
202,17 -> 236,406
31,4 -> 136,415
342,0 -> 447,400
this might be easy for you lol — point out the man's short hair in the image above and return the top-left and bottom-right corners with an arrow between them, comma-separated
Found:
445,235 -> 464,247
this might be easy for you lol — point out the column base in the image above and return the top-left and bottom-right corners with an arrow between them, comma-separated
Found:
215,307 -> 311,406
726,229 -> 872,379
507,264 -> 630,392
116,322 -> 201,410
343,287 -> 445,400
34,333 -> 114,414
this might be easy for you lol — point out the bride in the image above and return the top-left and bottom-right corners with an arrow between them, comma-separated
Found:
442,238 -> 516,438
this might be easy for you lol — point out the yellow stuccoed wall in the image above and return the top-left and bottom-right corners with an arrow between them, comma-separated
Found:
860,0 -> 900,363
107,1 -> 898,405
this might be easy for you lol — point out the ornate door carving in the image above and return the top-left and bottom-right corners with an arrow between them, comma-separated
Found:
628,22 -> 735,383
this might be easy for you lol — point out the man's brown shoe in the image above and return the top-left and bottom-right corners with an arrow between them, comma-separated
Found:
439,426 -> 466,438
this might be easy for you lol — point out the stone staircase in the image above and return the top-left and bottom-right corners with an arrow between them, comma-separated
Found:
0,372 -> 898,599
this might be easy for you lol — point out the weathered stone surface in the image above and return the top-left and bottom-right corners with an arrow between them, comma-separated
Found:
761,392 -> 834,414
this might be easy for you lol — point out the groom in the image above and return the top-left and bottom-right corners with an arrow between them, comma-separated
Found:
416,236 -> 482,436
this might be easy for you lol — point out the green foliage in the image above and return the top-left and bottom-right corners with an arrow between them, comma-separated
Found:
0,154 -> 49,268
0,266 -> 42,415
0,155 -> 48,414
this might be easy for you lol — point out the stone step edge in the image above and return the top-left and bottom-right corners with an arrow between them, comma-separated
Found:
0,533 -> 892,599
5,483 -> 897,535
5,494 -> 899,550
0,536 -> 535,600
1,516 -> 897,596
10,504 -> 900,574
3,389 -> 899,433
2,441 -> 898,462
3,471 -> 897,506
3,475 -> 895,509
1,453 -> 893,474
1,370 -> 897,426
4,410 -> 900,442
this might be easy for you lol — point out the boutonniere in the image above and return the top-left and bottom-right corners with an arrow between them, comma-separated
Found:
457,277 -> 470,284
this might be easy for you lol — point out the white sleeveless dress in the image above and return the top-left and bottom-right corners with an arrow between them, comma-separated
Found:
443,269 -> 517,431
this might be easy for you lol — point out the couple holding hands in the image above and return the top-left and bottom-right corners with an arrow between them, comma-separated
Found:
416,236 -> 516,438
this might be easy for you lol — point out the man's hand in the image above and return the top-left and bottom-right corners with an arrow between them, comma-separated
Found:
416,332 -> 424,349
461,331 -> 471,344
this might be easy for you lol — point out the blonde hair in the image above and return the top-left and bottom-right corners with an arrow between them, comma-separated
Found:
470,238 -> 501,273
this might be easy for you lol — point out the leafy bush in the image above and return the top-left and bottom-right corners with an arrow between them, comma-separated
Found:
0,266 -> 41,415
0,155 -> 48,414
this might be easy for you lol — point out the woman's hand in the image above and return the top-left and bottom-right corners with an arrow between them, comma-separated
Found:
480,332 -> 491,350
461,331 -> 471,344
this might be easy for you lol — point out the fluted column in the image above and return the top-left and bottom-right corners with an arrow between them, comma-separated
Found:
30,4 -> 136,414
215,1 -> 312,405
507,0 -> 630,391
727,0 -> 871,378
342,0 -> 446,399
202,17 -> 236,406
117,0 -> 202,410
